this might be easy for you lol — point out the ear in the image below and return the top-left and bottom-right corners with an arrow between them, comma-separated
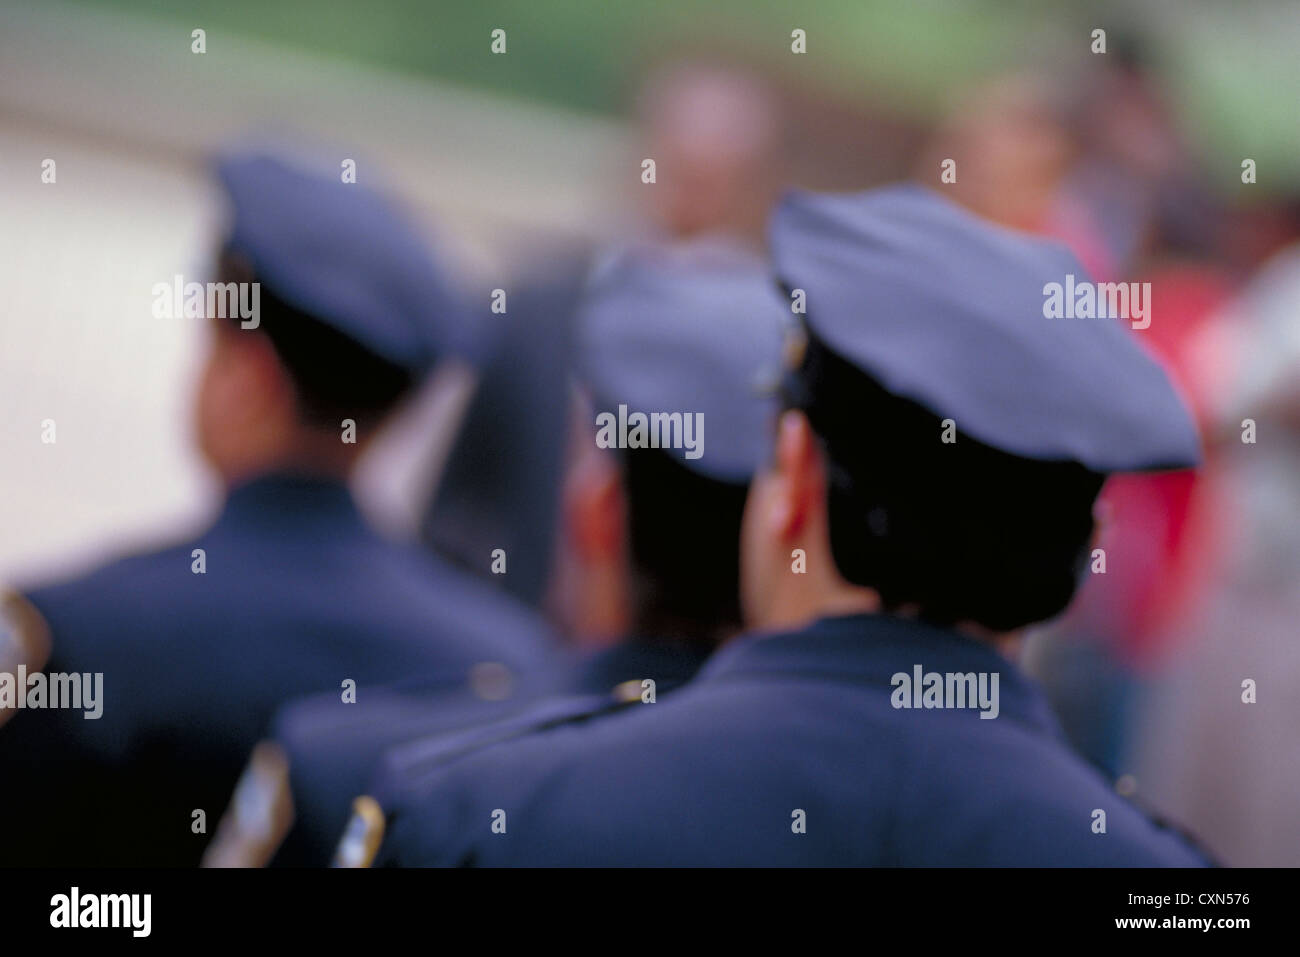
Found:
565,451 -> 625,564
769,410 -> 822,541
1090,486 -> 1112,551
213,328 -> 295,427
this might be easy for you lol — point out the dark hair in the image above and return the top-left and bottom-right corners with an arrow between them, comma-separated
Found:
786,332 -> 1104,633
618,447 -> 749,643
217,277 -> 416,431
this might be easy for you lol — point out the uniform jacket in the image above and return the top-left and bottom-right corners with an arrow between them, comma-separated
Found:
0,471 -> 553,865
380,613 -> 1211,866
268,636 -> 709,865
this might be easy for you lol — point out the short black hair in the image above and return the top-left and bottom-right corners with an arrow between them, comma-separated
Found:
618,447 -> 749,643
786,331 -> 1104,633
216,256 -> 416,430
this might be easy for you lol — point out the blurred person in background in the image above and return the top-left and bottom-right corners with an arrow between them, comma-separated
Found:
917,74 -> 1078,248
418,266 -> 586,612
0,151 -> 554,865
635,61 -> 789,248
1132,205 -> 1300,866
419,61 -> 792,612
543,240 -> 787,656
1056,38 -> 1215,280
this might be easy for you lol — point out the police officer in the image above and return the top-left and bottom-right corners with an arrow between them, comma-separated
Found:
376,185 -> 1212,866
225,238 -> 790,867
0,152 -> 553,866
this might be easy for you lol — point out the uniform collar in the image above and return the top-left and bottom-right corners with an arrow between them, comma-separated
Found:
570,637 -> 713,696
216,471 -> 366,536
697,613 -> 1062,736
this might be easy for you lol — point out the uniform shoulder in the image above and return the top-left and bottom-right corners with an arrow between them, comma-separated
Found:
24,539 -> 203,608
380,678 -> 835,866
894,711 -> 1212,866
20,541 -> 203,658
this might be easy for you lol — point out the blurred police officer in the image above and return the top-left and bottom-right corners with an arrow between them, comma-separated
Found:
377,185 -> 1212,866
230,239 -> 789,867
0,152 -> 553,865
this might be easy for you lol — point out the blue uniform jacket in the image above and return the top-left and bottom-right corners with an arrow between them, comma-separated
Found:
0,472 -> 554,865
269,636 -> 710,865
379,613 -> 1211,866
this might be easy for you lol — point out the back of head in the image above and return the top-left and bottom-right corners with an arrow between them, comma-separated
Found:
771,184 -> 1201,632
619,446 -> 752,639
792,333 -> 1103,632
214,258 -> 416,435
208,150 -> 476,453
577,239 -> 789,639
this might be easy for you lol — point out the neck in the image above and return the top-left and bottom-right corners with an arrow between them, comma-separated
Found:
755,566 -> 1021,660
214,435 -> 361,491
953,622 -> 1024,661
753,572 -> 880,638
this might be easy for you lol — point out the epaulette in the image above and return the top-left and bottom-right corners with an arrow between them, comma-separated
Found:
0,589 -> 53,728
201,741 -> 294,868
335,682 -> 652,867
